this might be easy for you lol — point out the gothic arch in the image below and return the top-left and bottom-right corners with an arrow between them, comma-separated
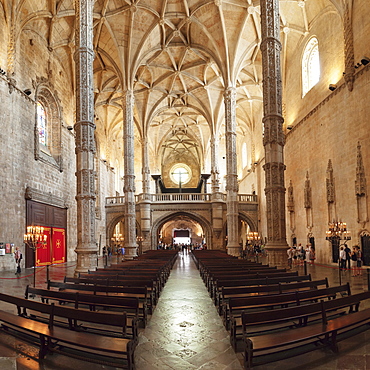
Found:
239,212 -> 257,232
106,214 -> 141,247
151,211 -> 213,250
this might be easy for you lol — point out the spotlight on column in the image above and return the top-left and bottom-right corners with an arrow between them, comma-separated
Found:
287,125 -> 293,130
361,56 -> 370,66
328,84 -> 337,91
24,89 -> 32,96
67,126 -> 73,131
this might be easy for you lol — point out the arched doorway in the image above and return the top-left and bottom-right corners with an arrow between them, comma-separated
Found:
152,212 -> 212,251
360,231 -> 370,266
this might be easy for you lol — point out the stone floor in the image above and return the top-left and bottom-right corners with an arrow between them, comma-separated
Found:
0,254 -> 369,369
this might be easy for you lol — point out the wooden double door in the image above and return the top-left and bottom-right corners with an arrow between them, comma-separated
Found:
26,200 -> 67,268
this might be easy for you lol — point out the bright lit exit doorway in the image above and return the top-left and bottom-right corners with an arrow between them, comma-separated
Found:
158,214 -> 205,249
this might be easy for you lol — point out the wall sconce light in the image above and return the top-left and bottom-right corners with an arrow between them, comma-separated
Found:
102,159 -> 107,163
361,56 -> 370,66
67,126 -> 73,131
0,68 -> 5,75
328,84 -> 337,91
23,89 -> 32,96
354,56 -> 370,69
287,125 -> 293,130
254,161 -> 258,165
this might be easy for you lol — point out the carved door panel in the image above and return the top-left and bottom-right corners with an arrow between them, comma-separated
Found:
35,227 -> 51,267
361,235 -> 370,266
331,239 -> 340,263
51,228 -> 66,264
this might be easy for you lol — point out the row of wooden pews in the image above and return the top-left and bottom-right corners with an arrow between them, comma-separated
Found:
0,250 -> 178,369
192,250 -> 370,369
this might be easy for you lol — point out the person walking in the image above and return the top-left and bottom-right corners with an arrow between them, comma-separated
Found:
339,246 -> 346,272
356,246 -> 363,276
309,246 -> 316,265
287,246 -> 294,269
344,244 -> 351,271
14,247 -> 22,274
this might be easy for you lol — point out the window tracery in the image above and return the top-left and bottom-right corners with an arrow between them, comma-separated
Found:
34,82 -> 63,171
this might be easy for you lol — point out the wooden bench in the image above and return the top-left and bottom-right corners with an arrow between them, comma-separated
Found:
47,281 -> 148,326
220,278 -> 329,322
25,286 -> 140,337
209,271 -> 297,297
228,283 -> 351,348
242,291 -> 370,369
213,274 -> 311,306
0,293 -> 135,368
64,276 -> 158,308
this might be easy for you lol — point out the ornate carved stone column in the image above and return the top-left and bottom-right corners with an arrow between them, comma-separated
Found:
260,0 -> 288,266
355,142 -> 368,228
224,87 -> 240,256
140,136 -> 152,253
211,136 -> 221,195
344,2 -> 355,92
210,135 -> 224,250
123,90 -> 138,259
326,159 -> 336,223
74,0 -> 97,275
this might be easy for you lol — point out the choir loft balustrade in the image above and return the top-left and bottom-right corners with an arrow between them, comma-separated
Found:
105,193 -> 257,206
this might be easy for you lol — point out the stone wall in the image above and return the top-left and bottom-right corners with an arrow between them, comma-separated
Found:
282,2 -> 370,264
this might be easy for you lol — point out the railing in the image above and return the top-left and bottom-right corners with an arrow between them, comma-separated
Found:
238,194 -> 258,203
106,193 -> 257,205
106,196 -> 125,205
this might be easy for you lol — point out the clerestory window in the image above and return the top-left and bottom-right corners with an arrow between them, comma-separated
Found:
34,84 -> 63,171
302,37 -> 320,97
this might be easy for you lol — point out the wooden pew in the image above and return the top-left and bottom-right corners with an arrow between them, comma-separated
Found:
213,272 -> 307,305
63,276 -> 157,311
228,283 -> 351,348
243,291 -> 370,369
0,292 -> 135,369
208,270 -> 295,297
47,281 -> 148,326
220,278 -> 329,328
25,286 -> 140,337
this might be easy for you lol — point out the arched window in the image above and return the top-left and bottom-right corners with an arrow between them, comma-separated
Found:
37,101 -> 47,146
35,85 -> 62,171
302,37 -> 320,97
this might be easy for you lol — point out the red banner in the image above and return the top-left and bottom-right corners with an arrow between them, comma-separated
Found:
36,227 -> 51,267
52,228 -> 66,264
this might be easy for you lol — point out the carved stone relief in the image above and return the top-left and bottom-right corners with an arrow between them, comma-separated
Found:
326,159 -> 335,203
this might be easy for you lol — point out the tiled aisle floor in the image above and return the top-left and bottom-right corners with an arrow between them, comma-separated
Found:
0,254 -> 369,369
134,252 -> 242,370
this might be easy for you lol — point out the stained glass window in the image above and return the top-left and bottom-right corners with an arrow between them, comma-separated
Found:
37,101 -> 47,145
302,37 -> 320,97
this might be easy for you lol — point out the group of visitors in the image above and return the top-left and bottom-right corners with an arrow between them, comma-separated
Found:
287,243 -> 315,268
157,242 -> 206,252
339,245 -> 362,276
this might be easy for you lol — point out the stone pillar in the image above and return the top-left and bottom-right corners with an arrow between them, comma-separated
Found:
260,0 -> 288,266
210,136 -> 224,250
224,87 -> 240,257
74,0 -> 97,275
123,90 -> 138,259
343,3 -> 355,92
140,136 -> 152,252
211,136 -> 221,194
